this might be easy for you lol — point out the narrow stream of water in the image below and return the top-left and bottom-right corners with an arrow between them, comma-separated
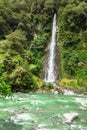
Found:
44,14 -> 57,83
0,93 -> 87,130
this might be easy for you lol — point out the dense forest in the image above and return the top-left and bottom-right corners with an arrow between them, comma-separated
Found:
0,0 -> 87,96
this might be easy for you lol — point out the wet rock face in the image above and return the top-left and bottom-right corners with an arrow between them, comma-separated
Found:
63,112 -> 78,124
55,43 -> 61,81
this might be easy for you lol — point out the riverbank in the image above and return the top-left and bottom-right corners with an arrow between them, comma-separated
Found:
11,81 -> 87,96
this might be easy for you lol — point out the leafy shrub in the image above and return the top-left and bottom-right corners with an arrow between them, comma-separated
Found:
59,78 -> 78,88
0,77 -> 12,97
77,79 -> 87,89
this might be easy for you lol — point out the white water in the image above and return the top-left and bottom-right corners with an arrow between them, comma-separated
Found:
44,14 -> 57,82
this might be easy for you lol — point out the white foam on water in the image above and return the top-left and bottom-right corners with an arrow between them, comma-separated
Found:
75,98 -> 87,106
5,96 -> 13,99
3,108 -> 13,112
71,124 -> 84,130
10,113 -> 34,124
30,100 -> 45,105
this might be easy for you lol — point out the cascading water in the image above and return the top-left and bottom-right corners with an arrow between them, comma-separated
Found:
44,14 -> 57,82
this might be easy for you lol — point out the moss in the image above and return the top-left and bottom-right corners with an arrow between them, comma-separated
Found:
58,78 -> 87,93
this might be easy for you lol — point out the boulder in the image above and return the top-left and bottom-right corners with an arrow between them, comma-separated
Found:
63,112 -> 78,124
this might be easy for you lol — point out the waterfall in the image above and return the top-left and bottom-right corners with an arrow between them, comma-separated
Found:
44,14 -> 57,83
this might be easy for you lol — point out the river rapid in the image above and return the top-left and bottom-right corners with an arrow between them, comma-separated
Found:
0,93 -> 87,130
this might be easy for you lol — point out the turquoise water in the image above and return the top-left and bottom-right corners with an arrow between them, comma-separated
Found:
0,93 -> 87,130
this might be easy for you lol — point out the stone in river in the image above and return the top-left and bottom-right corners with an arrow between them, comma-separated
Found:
63,112 -> 78,124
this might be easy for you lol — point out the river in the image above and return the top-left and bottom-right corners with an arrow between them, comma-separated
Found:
0,93 -> 87,130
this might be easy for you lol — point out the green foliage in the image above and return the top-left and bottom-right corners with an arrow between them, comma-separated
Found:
0,0 -> 87,93
9,66 -> 41,91
31,33 -> 48,52
30,33 -> 49,76
59,0 -> 87,90
61,31 -> 80,48
0,13 -> 51,91
61,2 -> 87,32
0,77 -> 12,97
0,64 -> 12,96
